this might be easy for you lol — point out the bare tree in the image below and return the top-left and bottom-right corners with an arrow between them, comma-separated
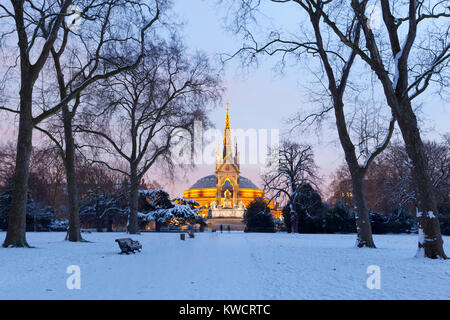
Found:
0,0 -> 163,246
262,141 -> 318,233
0,143 -> 17,189
427,139 -> 450,205
36,0 -> 164,242
309,0 -> 449,258
371,143 -> 416,213
226,0 -> 395,247
28,146 -> 66,211
369,138 -> 450,214
0,0 -> 71,247
328,135 -> 450,235
0,142 -> 70,218
78,41 -> 220,234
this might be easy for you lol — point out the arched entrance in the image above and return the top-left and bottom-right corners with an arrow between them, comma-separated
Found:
221,180 -> 234,208
216,176 -> 238,209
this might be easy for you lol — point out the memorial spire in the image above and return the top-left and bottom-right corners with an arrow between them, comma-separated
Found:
223,102 -> 232,160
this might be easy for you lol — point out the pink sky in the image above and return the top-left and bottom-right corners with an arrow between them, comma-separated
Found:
1,0 -> 449,203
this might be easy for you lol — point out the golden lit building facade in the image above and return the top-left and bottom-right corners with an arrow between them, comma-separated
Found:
183,104 -> 280,219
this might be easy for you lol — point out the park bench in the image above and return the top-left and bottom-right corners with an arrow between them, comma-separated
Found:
115,238 -> 142,254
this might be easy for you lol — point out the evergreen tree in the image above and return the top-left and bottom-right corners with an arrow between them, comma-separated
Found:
0,185 -> 56,231
139,190 -> 202,231
79,187 -> 127,232
244,198 -> 275,233
282,183 -> 325,233
325,203 -> 356,234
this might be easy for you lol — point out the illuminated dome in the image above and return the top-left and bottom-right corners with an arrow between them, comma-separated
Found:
188,175 -> 260,190
183,103 -> 280,219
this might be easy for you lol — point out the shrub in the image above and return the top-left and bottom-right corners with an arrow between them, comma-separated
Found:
369,211 -> 389,234
0,186 -> 57,231
325,203 -> 356,233
244,198 -> 275,233
387,208 -> 416,233
439,214 -> 450,236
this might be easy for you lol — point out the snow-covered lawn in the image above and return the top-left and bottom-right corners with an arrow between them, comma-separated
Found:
0,231 -> 448,299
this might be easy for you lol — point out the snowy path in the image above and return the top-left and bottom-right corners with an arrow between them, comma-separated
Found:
0,232 -> 448,299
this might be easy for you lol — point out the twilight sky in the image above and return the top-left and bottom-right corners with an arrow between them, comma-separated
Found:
150,0 -> 450,199
0,0 -> 448,200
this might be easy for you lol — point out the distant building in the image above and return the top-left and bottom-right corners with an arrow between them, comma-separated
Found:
183,104 -> 281,224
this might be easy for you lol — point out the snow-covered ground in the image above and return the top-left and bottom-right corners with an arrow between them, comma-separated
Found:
0,231 -> 448,299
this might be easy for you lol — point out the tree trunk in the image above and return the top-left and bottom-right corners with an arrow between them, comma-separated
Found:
290,211 -> 299,233
334,99 -> 376,248
127,170 -> 140,234
3,83 -> 33,248
350,169 -> 376,248
298,209 -> 306,233
350,0 -> 445,258
96,216 -> 103,232
4,0 -> 72,247
107,214 -> 113,232
62,105 -> 83,242
395,102 -> 447,259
